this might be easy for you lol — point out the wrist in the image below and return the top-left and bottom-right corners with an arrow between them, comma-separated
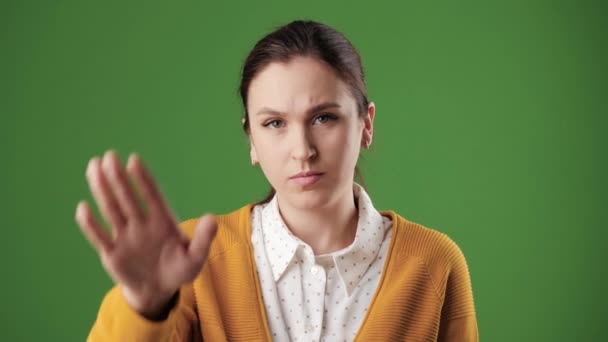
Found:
121,286 -> 179,321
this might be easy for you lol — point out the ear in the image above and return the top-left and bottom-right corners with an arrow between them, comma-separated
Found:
249,137 -> 258,165
243,116 -> 259,165
250,146 -> 258,163
361,101 -> 375,148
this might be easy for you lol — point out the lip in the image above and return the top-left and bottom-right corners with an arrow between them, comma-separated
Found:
289,171 -> 324,179
289,171 -> 324,187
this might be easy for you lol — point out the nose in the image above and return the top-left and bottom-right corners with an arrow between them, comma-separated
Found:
290,126 -> 317,161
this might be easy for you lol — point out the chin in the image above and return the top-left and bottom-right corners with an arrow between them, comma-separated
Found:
283,186 -> 335,210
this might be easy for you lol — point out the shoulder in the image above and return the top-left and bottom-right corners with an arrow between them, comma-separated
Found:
178,203 -> 256,258
384,210 -> 474,301
382,210 -> 471,273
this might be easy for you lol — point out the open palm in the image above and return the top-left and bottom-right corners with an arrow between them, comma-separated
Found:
75,150 -> 217,318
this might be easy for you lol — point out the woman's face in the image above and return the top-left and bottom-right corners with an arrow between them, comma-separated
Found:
247,55 -> 374,209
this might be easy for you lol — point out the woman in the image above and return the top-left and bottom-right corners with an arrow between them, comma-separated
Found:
77,20 -> 478,341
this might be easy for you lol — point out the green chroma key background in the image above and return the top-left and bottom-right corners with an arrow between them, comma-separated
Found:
1,0 -> 606,340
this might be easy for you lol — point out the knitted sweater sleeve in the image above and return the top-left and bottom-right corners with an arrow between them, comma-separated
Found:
437,238 -> 479,342
86,282 -> 201,342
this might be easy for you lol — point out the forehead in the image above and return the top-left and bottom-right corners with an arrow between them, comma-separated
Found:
247,56 -> 353,115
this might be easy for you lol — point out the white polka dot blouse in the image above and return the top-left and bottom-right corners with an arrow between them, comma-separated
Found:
250,182 -> 393,341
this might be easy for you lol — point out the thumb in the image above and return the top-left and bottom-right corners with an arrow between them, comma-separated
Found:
187,213 -> 218,266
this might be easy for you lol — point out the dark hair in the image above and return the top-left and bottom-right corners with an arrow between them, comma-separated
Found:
239,20 -> 370,205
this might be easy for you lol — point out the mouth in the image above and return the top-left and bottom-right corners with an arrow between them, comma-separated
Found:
289,171 -> 324,187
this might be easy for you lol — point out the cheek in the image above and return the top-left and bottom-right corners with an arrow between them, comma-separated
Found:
320,126 -> 361,163
253,133 -> 288,174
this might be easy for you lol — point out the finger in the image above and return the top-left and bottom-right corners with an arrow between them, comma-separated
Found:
126,153 -> 177,223
102,150 -> 144,223
75,200 -> 113,254
187,214 -> 218,266
86,157 -> 127,232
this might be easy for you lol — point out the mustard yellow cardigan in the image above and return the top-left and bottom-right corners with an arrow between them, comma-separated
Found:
87,203 -> 479,341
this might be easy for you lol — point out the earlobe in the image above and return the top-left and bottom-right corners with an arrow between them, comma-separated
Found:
361,134 -> 372,149
250,146 -> 258,166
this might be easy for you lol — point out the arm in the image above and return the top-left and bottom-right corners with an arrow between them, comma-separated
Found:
437,241 -> 479,342
87,283 -> 202,342
437,315 -> 478,342
76,152 -> 214,342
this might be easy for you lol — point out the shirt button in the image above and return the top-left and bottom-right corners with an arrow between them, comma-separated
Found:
310,266 -> 319,275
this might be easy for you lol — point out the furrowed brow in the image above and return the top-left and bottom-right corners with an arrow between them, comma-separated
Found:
255,102 -> 341,116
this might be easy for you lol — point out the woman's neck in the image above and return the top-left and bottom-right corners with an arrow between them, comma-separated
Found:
276,188 -> 358,255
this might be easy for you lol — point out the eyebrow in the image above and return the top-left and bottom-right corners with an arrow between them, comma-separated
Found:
255,102 -> 341,116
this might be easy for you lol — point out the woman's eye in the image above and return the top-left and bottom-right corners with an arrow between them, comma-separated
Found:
263,119 -> 283,128
263,114 -> 336,128
314,113 -> 337,124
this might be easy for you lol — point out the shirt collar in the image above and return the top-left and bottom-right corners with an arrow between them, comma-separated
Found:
331,183 -> 387,296
261,194 -> 301,282
260,183 -> 388,296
